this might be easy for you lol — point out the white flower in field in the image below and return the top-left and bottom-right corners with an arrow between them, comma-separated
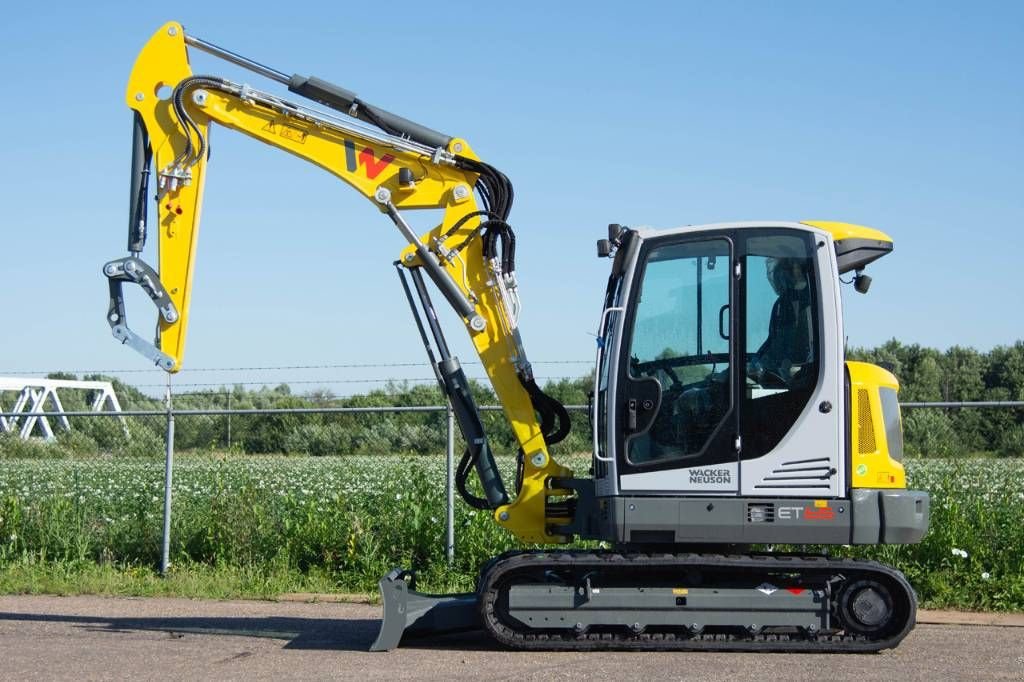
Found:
951,548 -> 968,559
981,572 -> 991,580
8,533 -> 16,542
396,493 -> 402,500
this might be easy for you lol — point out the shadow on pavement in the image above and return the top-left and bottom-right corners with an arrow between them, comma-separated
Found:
0,610 -> 497,652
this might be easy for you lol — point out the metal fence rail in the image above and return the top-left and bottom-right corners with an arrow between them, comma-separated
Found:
4,401 -> 1021,419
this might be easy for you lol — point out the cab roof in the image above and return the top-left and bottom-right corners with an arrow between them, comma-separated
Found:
631,220 -> 892,274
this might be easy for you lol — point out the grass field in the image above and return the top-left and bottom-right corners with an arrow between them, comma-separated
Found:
0,455 -> 1021,610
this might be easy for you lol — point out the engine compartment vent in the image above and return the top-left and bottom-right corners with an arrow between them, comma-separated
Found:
747,503 -> 775,523
857,389 -> 876,453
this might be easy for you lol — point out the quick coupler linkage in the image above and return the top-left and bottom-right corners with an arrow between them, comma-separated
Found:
103,256 -> 178,371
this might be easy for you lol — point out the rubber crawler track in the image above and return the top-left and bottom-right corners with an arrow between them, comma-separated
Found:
479,551 -> 917,652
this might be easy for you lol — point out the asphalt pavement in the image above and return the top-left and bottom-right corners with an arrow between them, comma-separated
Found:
0,595 -> 1022,680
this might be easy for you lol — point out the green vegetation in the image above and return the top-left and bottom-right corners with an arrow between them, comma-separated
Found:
0,455 -> 1021,610
0,340 -> 1022,608
848,340 -> 1024,457
0,556 -> 348,600
824,458 -> 1024,610
0,456 -> 510,598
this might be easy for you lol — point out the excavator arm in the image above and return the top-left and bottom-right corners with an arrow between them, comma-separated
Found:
106,21 -> 572,543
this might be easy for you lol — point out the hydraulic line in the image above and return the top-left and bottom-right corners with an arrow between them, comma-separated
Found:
127,112 -> 152,254
406,268 -> 507,511
169,76 -> 233,171
167,72 -> 568,458
163,55 -> 569,461
394,264 -> 445,387
184,32 -> 453,150
451,155 -> 569,444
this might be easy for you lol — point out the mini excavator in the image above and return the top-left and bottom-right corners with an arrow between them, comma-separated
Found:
106,23 -> 929,652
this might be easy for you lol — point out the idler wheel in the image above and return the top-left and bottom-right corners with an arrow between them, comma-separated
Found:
838,579 -> 895,636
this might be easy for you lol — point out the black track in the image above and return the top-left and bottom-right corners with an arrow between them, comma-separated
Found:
479,551 -> 917,652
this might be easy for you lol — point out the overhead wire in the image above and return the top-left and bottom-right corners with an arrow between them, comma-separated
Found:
125,374 -> 583,389
0,360 -> 592,375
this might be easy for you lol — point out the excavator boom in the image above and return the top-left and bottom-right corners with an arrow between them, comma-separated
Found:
106,22 -> 571,545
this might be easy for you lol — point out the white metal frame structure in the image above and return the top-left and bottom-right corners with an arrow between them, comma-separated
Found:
0,377 -> 126,440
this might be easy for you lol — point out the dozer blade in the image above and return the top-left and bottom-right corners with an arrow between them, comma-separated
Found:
370,569 -> 481,651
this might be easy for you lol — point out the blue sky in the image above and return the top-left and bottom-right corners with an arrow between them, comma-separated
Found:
0,2 -> 1021,394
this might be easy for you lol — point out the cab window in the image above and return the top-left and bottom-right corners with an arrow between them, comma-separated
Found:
741,233 -> 820,458
626,238 -> 732,463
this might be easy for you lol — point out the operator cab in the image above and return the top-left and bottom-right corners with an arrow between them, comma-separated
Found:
593,221 -> 890,500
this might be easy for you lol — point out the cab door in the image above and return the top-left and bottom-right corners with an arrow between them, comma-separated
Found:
738,229 -> 843,497
616,233 -> 741,494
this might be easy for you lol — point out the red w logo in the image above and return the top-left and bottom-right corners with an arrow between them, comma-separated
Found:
344,140 -> 395,179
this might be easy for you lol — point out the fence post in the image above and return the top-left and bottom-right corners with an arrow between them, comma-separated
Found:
161,376 -> 175,576
446,404 -> 455,564
226,390 -> 232,449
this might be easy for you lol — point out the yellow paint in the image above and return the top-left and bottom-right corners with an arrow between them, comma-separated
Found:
126,22 -> 208,372
123,22 -> 573,543
801,221 -> 892,245
814,499 -> 828,508
847,361 -> 906,489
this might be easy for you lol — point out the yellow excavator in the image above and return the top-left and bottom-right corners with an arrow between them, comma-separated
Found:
106,22 -> 929,652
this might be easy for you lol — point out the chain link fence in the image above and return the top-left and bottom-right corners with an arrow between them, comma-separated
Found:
2,400 -> 1024,459
0,373 -> 600,456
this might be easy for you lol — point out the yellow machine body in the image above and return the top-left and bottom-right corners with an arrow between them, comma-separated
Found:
847,361 -> 907,489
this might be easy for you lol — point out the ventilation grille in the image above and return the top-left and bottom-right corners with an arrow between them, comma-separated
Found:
747,503 -> 775,523
753,457 -> 836,490
857,389 -> 876,453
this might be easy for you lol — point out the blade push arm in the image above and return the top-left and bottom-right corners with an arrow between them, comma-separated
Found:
106,22 -> 572,543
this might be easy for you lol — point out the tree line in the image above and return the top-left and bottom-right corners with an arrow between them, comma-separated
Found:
847,340 -> 1024,456
6,339 -> 1023,457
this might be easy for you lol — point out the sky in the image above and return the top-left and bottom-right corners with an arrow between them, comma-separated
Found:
0,1 -> 1021,396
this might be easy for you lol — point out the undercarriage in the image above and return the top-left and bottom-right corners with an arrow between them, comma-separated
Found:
373,550 -> 917,652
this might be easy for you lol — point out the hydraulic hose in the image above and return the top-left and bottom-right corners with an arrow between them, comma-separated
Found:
127,112 -> 152,253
